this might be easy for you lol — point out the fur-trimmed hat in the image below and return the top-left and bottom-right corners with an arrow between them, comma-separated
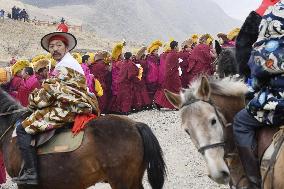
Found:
33,59 -> 50,73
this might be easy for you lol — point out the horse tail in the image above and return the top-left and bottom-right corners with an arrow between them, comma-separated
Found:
135,122 -> 166,189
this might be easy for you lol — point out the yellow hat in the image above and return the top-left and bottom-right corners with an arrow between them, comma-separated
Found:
31,54 -> 47,63
148,40 -> 162,54
111,43 -> 124,61
87,52 -> 95,63
227,28 -> 240,41
33,59 -> 50,72
191,34 -> 199,44
72,52 -> 82,64
200,34 -> 214,45
11,60 -> 30,75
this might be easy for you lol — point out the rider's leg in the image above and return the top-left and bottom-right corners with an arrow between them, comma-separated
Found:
12,123 -> 38,185
233,109 -> 262,189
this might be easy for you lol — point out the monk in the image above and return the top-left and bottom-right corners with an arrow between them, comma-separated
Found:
133,47 -> 151,110
180,39 -> 194,88
187,34 -> 216,85
90,53 -> 111,113
17,67 -> 41,107
155,41 -> 181,109
116,52 -> 140,114
146,40 -> 162,104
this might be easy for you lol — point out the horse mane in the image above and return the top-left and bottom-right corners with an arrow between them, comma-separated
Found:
0,87 -> 22,113
181,76 -> 248,103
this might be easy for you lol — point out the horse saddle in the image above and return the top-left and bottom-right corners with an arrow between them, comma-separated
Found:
35,127 -> 85,155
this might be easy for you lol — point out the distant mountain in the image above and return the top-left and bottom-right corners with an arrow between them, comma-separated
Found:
19,0 -> 241,43
20,0 -> 96,7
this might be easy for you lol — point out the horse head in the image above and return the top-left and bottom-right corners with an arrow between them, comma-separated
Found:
165,76 -> 248,185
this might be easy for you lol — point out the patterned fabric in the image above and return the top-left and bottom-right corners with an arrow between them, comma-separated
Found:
247,1 -> 284,126
22,67 -> 99,134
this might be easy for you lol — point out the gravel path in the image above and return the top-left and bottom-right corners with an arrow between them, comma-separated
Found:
1,110 -> 229,189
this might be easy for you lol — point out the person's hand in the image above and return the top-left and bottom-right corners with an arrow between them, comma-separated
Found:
256,0 -> 280,16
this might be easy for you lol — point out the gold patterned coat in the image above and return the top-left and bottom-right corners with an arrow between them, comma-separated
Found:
22,66 -> 100,134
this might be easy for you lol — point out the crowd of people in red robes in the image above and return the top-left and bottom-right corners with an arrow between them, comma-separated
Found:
2,31 -> 240,115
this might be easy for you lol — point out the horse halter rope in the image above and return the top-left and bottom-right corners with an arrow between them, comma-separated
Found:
181,98 -> 226,155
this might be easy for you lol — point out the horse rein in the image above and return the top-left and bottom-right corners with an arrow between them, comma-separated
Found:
181,98 -> 226,155
0,108 -> 27,142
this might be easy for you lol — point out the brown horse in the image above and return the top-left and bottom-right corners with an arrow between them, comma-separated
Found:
165,76 -> 284,189
0,87 -> 166,189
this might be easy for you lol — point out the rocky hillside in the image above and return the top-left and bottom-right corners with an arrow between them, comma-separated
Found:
19,0 -> 241,42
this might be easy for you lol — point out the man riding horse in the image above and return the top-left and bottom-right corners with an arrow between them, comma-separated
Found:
12,32 -> 99,185
234,0 -> 283,188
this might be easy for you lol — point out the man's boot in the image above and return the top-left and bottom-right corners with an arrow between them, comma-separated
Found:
237,146 -> 261,189
12,124 -> 38,185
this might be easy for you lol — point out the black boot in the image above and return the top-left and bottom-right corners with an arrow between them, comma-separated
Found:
237,146 -> 261,189
12,124 -> 38,185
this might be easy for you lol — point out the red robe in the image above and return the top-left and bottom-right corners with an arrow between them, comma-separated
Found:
17,75 -> 41,107
158,52 -> 168,86
145,54 -> 160,102
90,60 -> 111,113
132,59 -> 151,110
8,75 -> 22,99
108,60 -> 123,112
154,50 -> 181,109
179,50 -> 192,88
187,44 -> 215,85
116,60 -> 139,113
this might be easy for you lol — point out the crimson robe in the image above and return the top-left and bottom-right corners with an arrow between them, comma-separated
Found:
187,44 -> 215,85
179,50 -> 192,88
108,60 -> 123,113
132,59 -> 151,110
17,75 -> 41,107
90,60 -> 111,113
145,54 -> 160,102
154,50 -> 181,109
8,75 -> 22,99
116,60 -> 139,113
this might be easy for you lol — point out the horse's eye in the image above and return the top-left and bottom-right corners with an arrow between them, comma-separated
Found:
211,118 -> 217,125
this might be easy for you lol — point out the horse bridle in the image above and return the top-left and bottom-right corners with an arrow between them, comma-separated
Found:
181,98 -> 226,155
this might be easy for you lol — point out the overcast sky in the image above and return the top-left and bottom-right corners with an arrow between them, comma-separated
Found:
211,0 -> 262,20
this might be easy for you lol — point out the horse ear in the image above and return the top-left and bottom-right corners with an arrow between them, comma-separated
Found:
164,89 -> 182,109
197,76 -> 211,101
